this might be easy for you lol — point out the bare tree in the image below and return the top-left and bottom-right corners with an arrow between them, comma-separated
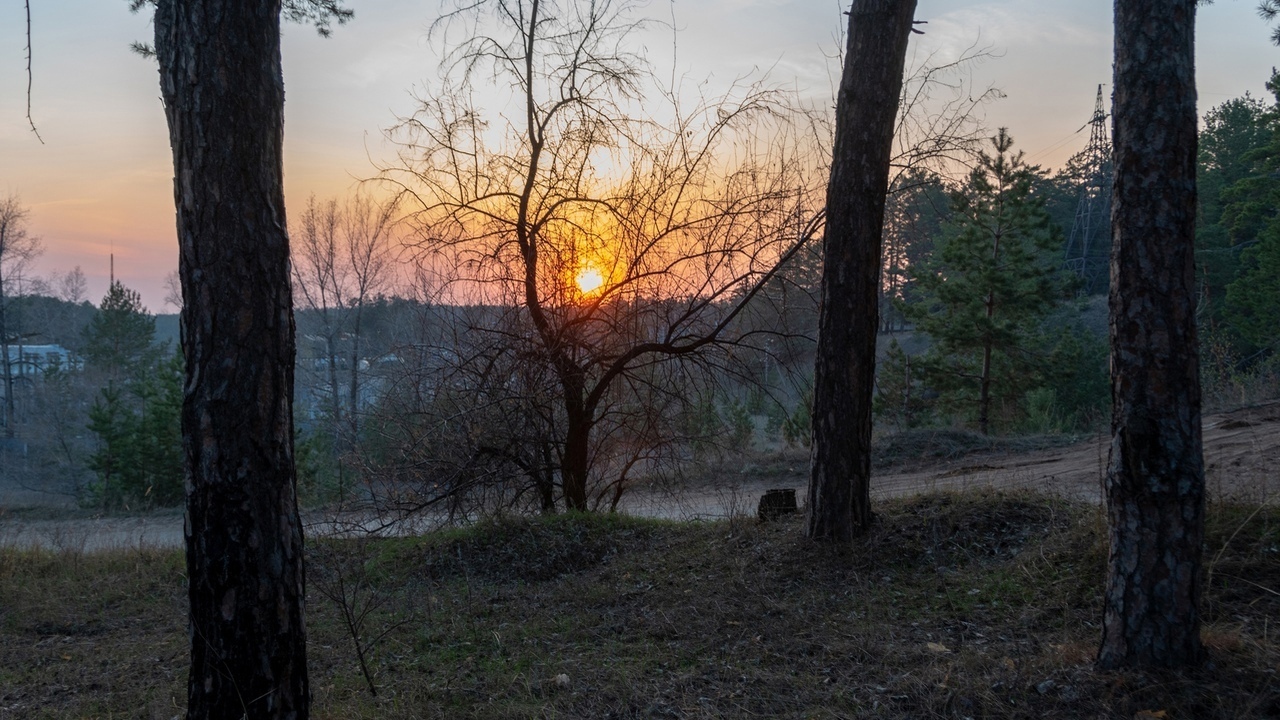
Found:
293,192 -> 397,457
55,266 -> 88,305
806,0 -> 919,542
341,194 -> 397,438
1099,0 -> 1205,668
889,42 -> 1002,182
0,195 -> 44,440
377,0 -> 825,512
162,270 -> 182,310
295,195 -> 350,441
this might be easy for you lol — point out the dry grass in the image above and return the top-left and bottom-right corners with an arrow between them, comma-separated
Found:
2,489 -> 1277,719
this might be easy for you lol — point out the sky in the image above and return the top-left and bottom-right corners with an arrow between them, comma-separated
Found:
1,0 -> 1276,312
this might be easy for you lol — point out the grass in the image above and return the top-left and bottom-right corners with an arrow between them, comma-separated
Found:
2,489 -> 1278,718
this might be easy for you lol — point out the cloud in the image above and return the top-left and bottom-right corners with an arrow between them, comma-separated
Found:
916,1 -> 1109,58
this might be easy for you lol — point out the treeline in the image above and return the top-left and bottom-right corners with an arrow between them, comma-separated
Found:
0,278 -> 180,509
3,77 -> 1279,512
1196,73 -> 1280,391
855,73 -> 1280,436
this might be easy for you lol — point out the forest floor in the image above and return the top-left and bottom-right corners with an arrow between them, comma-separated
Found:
2,399 -> 1278,551
1,490 -> 1277,718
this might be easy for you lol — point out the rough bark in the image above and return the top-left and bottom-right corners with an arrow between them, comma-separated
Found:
1099,0 -> 1206,669
155,1 -> 310,716
807,0 -> 918,542
562,391 -> 590,511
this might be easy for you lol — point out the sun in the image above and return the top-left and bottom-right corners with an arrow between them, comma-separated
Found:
575,266 -> 605,295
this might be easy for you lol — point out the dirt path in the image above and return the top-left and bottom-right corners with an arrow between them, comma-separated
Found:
4,401 -> 1277,551
868,399 -> 1279,503
626,400 -> 1280,518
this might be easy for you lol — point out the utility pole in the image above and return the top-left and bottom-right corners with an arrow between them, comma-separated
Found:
1064,85 -> 1113,295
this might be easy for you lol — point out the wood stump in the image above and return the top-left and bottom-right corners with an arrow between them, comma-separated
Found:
757,488 -> 798,522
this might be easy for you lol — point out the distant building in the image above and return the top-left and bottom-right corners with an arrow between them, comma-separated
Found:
3,344 -> 82,375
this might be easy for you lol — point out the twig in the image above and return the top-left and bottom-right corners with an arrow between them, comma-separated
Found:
25,0 -> 44,143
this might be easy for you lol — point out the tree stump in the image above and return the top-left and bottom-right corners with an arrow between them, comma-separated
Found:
757,488 -> 798,521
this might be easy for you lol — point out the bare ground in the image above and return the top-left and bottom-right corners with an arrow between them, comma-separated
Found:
2,493 -> 1277,719
873,399 -> 1280,503
3,400 -> 1278,550
612,399 -> 1280,518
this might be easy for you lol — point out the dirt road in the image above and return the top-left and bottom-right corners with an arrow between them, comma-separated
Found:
870,399 -> 1279,503
4,401 -> 1277,551
615,400 -> 1280,518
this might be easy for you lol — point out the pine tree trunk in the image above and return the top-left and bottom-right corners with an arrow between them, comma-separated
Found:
155,1 -> 311,716
1100,0 -> 1205,670
807,0 -> 918,542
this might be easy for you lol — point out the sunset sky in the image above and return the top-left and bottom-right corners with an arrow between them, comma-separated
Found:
1,0 -> 1276,311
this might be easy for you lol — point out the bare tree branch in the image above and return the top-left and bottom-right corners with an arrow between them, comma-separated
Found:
25,0 -> 44,143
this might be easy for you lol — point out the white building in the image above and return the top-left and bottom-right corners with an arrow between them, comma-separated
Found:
3,344 -> 82,374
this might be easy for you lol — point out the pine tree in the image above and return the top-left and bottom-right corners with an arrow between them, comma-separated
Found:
86,384 -> 131,507
82,281 -> 156,379
1225,220 -> 1280,349
82,281 -> 182,509
1221,72 -> 1280,351
806,0 -> 918,541
1196,90 -> 1272,323
1100,0 -> 1205,668
905,129 -> 1068,434
86,350 -> 184,509
155,1 -> 312,712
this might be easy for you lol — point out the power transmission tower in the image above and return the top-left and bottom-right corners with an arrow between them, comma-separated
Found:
1064,85 -> 1112,294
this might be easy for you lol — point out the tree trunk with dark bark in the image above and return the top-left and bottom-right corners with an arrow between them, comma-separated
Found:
807,0 -> 918,542
1099,0 -> 1206,670
562,399 -> 590,511
155,1 -> 310,716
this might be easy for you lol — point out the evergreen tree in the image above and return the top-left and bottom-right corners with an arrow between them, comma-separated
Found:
880,171 -> 948,332
1220,72 -> 1280,352
905,129 -> 1069,434
1225,226 -> 1280,350
1197,89 -> 1273,324
86,352 -> 184,508
873,338 -> 932,431
86,384 -> 131,505
82,280 -> 157,378
807,0 -> 918,541
82,281 -> 181,508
